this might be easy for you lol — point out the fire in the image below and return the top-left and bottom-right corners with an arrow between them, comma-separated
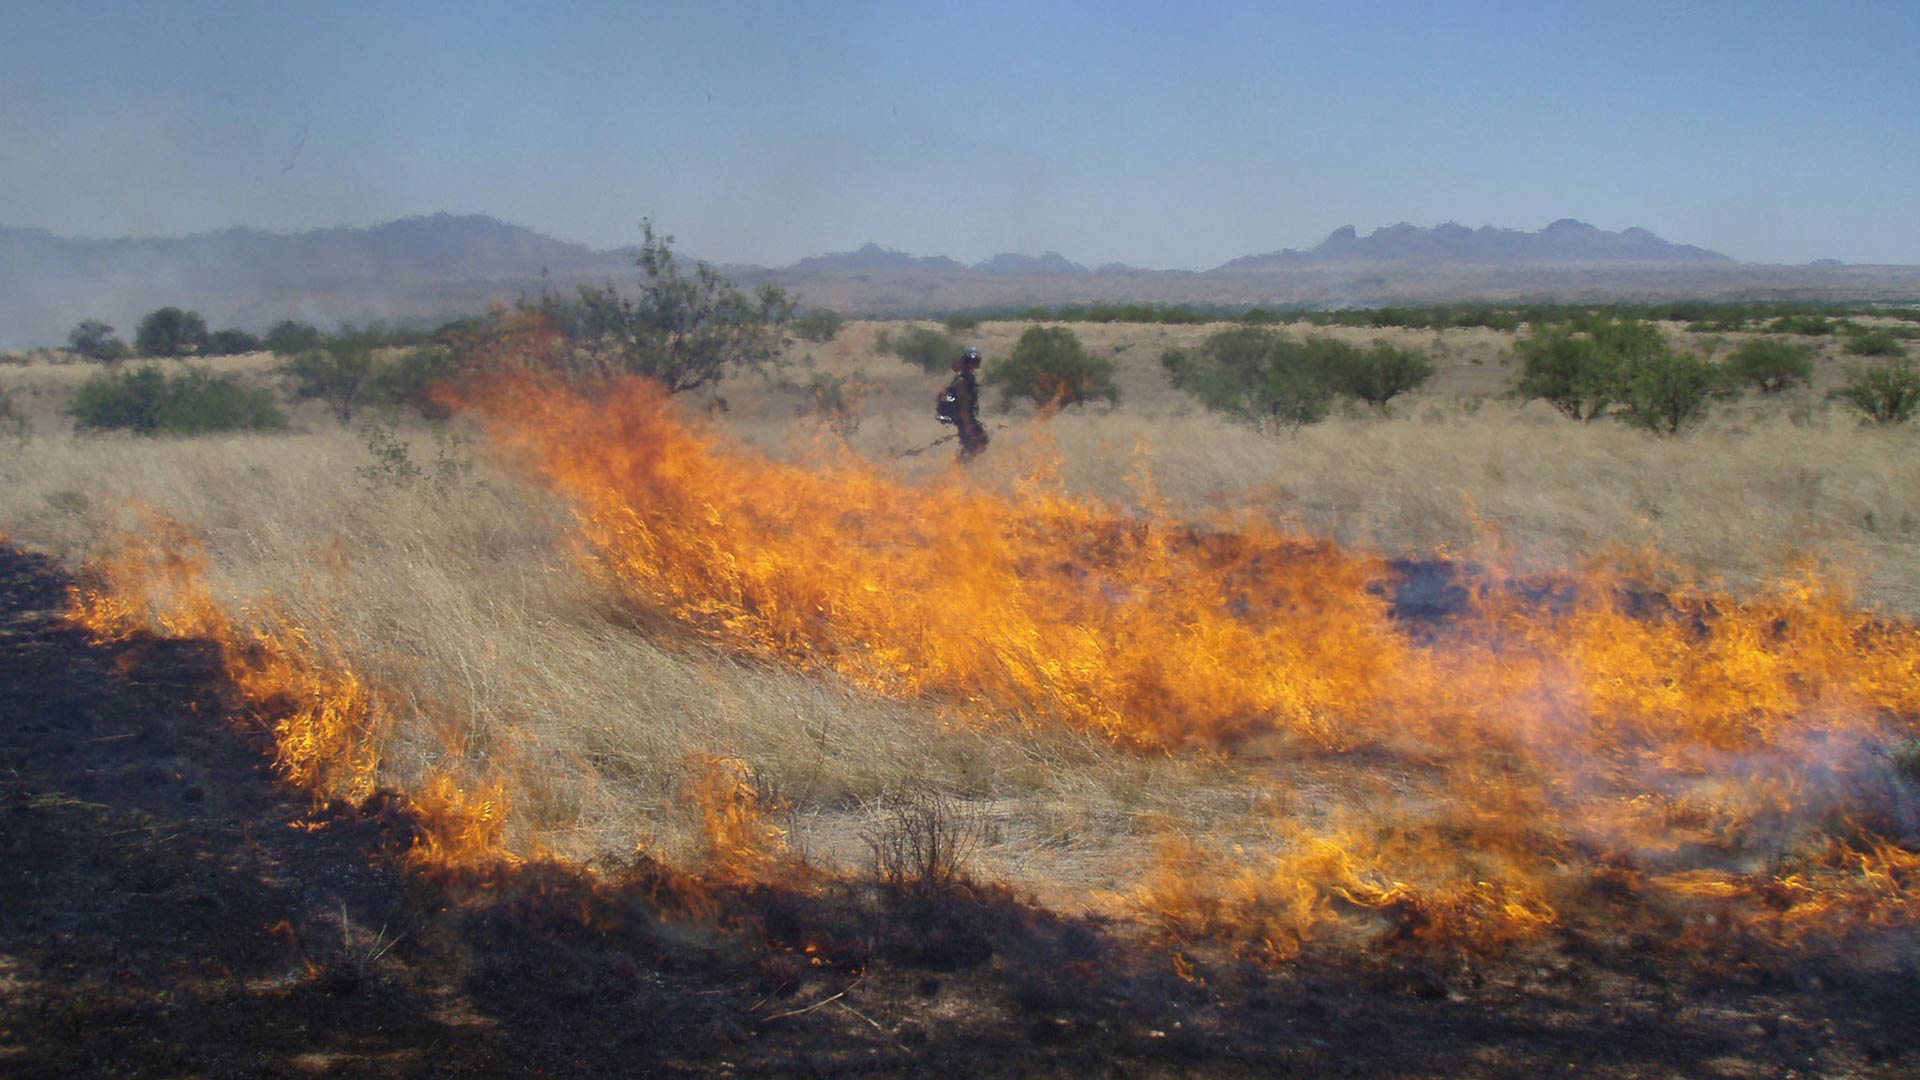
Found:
52,370 -> 1920,962
65,509 -> 516,874
454,373 -> 1920,956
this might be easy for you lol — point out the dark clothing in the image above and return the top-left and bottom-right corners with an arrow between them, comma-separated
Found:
944,370 -> 989,459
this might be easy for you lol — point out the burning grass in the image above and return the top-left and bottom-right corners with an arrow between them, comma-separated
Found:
3,327 -> 1919,970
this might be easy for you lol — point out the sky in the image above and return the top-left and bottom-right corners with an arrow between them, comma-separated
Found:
4,1 -> 1917,268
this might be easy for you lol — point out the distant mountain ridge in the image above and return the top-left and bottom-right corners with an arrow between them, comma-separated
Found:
1222,219 -> 1732,269
4,213 -> 1908,351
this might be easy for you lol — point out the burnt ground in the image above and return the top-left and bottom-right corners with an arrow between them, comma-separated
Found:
2,542 -> 1918,1079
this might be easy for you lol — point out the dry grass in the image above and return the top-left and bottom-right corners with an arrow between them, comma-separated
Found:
2,319 -> 1917,899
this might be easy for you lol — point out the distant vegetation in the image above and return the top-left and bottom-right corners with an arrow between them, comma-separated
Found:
879,325 -> 962,374
1837,359 -> 1920,424
134,307 -> 209,358
1514,316 -> 1723,434
69,365 -> 288,435
1162,327 -> 1433,428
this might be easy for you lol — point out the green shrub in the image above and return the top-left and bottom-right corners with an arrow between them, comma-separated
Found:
1837,360 -> 1920,424
792,308 -> 845,343
943,313 -> 981,333
1726,339 -> 1814,393
1515,317 -> 1670,422
134,306 -> 209,357
277,326 -> 385,424
67,319 -> 130,361
1616,348 -> 1722,435
986,325 -> 1119,409
1162,327 -> 1341,428
69,365 -> 287,435
1327,342 -> 1434,408
265,320 -> 325,356
1766,314 -> 1838,336
373,346 -> 458,420
884,325 -> 962,374
203,328 -> 263,355
1845,328 -> 1906,357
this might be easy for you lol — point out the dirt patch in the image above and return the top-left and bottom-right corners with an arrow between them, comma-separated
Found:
2,542 -> 1917,1077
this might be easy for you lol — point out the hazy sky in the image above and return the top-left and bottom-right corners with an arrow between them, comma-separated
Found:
6,1 -> 1917,267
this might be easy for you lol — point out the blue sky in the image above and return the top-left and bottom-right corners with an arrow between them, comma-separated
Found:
4,1 -> 1917,266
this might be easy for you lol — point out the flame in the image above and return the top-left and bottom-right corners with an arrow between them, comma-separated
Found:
452,373 -> 1920,957
64,510 -> 516,874
48,371 -> 1920,963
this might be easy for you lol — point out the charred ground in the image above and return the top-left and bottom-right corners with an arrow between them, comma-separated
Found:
3,544 -> 1919,1078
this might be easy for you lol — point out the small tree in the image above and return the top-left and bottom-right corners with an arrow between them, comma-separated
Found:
264,320 -> 325,356
204,328 -> 263,355
67,319 -> 130,361
134,306 -> 209,357
1837,359 -> 1920,424
620,220 -> 793,393
1616,347 -> 1722,435
277,325 -> 384,424
985,325 -> 1119,409
1726,339 -> 1814,394
1328,342 -> 1435,409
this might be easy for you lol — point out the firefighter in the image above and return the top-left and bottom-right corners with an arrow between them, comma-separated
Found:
936,346 -> 990,460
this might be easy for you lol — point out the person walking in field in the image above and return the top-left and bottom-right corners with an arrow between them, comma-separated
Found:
936,346 -> 990,460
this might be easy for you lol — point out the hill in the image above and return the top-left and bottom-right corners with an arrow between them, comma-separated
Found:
1219,219 -> 1733,270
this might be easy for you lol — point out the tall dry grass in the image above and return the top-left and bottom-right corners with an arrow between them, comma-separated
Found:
1,319 -> 1916,904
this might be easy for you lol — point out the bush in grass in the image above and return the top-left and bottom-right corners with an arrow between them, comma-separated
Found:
1726,339 -> 1814,394
1766,314 -> 1838,336
0,386 -> 27,442
1845,328 -> 1906,358
791,308 -> 845,343
985,325 -> 1119,409
203,328 -> 263,355
1515,317 -> 1673,422
69,365 -> 287,435
134,306 -> 209,357
67,319 -> 130,362
943,313 -> 981,332
884,325 -> 962,373
1836,359 -> 1920,424
1162,326 -> 1342,429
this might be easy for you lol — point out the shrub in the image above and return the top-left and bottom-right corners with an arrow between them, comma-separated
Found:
884,325 -> 962,374
1767,314 -> 1837,336
1327,342 -> 1434,408
1837,360 -> 1920,424
1845,328 -> 1906,357
277,325 -> 385,424
985,325 -> 1119,409
69,365 -> 287,435
1515,317 -> 1669,422
1726,339 -> 1814,393
792,371 -> 870,439
861,792 -> 980,898
1616,348 -> 1722,435
791,308 -> 845,343
372,345 -> 457,419
67,319 -> 130,361
264,320 -> 325,356
1162,327 -> 1340,429
203,328 -> 263,355
943,313 -> 981,333
134,306 -> 209,357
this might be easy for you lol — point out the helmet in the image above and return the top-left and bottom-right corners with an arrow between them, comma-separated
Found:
956,346 -> 982,370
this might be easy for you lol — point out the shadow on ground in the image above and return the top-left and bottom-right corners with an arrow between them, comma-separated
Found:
2,543 -> 1917,1078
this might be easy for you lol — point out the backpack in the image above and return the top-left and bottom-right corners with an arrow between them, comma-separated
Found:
935,385 -> 960,425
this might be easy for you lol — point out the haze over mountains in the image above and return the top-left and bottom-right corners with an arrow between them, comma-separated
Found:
2,213 -> 1914,350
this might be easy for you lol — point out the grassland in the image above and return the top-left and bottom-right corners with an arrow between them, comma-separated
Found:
3,320 -> 1916,889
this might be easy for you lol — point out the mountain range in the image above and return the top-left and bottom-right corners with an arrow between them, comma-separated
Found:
2,214 -> 1912,350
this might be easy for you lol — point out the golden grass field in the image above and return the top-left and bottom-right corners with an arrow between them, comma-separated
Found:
2,318 -> 1917,928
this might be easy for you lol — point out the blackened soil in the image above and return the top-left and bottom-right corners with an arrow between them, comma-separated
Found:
3,543 -> 1917,1078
